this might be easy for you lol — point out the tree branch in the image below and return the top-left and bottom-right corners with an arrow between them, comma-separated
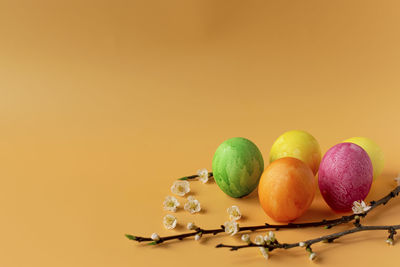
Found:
178,172 -> 214,181
126,185 -> 400,245
216,224 -> 400,251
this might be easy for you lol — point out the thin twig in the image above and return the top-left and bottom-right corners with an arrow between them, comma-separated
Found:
126,186 -> 400,244
178,172 -> 214,181
216,224 -> 400,251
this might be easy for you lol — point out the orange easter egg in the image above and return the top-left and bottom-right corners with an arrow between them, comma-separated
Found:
258,157 -> 316,222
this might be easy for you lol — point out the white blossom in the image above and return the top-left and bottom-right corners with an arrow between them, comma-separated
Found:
309,252 -> 317,261
241,234 -> 250,243
264,231 -> 275,243
163,196 -> 180,212
254,235 -> 265,245
227,205 -> 242,221
299,242 -> 306,247
171,180 -> 190,196
163,214 -> 177,230
151,233 -> 160,241
259,247 -> 269,259
197,168 -> 209,183
395,174 -> 400,186
195,233 -> 202,241
352,200 -> 371,214
187,222 -> 196,230
184,196 -> 201,214
386,238 -> 394,245
224,221 -> 239,236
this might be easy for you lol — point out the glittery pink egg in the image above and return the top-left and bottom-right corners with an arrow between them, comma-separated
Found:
318,143 -> 373,212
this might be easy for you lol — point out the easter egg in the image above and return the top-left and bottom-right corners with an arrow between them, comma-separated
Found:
318,143 -> 373,212
258,157 -> 316,222
343,137 -> 384,180
269,130 -> 321,175
212,137 -> 264,198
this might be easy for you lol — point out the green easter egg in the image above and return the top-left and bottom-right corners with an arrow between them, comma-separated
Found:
212,137 -> 264,198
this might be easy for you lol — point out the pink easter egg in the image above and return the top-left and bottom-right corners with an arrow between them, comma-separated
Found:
318,142 -> 373,212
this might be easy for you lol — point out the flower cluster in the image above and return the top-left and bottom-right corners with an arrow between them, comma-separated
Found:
243,231 -> 276,260
255,231 -> 275,245
197,168 -> 210,183
224,205 -> 242,236
224,221 -> 239,236
161,170 -> 209,230
186,222 -> 203,241
352,200 -> 371,214
171,180 -> 190,197
127,174 -> 400,262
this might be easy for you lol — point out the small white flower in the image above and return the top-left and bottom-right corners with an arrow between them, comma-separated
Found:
187,222 -> 196,230
151,233 -> 160,241
259,247 -> 269,259
163,214 -> 177,230
171,180 -> 190,196
264,231 -> 275,243
224,221 -> 239,236
386,238 -> 394,245
254,235 -> 265,245
299,242 -> 306,247
309,252 -> 317,261
352,200 -> 371,214
395,174 -> 400,186
197,168 -> 209,183
184,196 -> 201,214
241,234 -> 250,243
163,196 -> 180,212
195,233 -> 202,241
227,205 -> 242,221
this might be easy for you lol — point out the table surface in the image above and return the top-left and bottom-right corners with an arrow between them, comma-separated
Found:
1,1 -> 400,266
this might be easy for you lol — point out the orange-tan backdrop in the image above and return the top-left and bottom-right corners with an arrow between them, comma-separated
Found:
1,1 -> 400,266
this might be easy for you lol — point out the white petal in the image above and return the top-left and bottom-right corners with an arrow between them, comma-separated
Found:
227,205 -> 242,221
171,181 -> 190,196
163,214 -> 177,230
195,233 -> 202,241
394,175 -> 400,186
187,222 -> 196,230
163,196 -> 180,212
309,252 -> 316,261
259,247 -> 269,259
254,235 -> 265,245
197,168 -> 209,183
386,238 -> 394,245
352,200 -> 371,214
352,201 -> 363,214
264,231 -> 275,242
199,175 -> 209,183
363,206 -> 372,212
241,234 -> 250,242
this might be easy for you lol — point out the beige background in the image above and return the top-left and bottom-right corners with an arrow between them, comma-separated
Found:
1,1 -> 400,266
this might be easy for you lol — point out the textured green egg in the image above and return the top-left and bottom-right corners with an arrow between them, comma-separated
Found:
212,137 -> 264,198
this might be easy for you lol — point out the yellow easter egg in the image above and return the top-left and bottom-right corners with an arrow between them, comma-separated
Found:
343,137 -> 384,179
269,130 -> 321,175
